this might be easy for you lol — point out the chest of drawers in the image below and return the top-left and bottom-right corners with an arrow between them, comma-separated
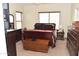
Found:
67,29 -> 79,56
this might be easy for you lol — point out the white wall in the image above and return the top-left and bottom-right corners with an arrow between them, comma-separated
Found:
0,3 -> 7,56
22,3 -> 72,37
71,3 -> 79,21
9,3 -> 73,37
9,3 -> 24,29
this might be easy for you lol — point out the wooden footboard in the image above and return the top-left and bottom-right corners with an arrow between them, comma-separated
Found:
23,30 -> 56,47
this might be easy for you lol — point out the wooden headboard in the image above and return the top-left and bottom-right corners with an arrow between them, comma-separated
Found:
34,23 -> 56,30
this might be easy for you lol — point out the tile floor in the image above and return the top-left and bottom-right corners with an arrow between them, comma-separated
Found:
16,39 -> 69,56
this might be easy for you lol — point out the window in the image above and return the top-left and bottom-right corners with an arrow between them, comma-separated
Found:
15,12 -> 22,29
74,9 -> 79,21
39,13 -> 49,23
50,13 -> 60,29
39,12 -> 60,29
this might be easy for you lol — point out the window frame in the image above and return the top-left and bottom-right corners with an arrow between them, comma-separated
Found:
74,9 -> 79,21
38,11 -> 61,29
15,11 -> 22,29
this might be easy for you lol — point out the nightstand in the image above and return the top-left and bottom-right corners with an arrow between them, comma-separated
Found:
57,29 -> 64,40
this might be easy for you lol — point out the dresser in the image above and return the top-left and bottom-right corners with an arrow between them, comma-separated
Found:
6,29 -> 22,56
16,29 -> 22,42
67,29 -> 79,56
6,30 -> 17,56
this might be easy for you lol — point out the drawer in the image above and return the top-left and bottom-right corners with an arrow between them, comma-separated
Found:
67,33 -> 77,46
67,40 -> 78,56
68,30 -> 78,40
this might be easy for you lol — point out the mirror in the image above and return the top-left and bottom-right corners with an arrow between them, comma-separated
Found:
9,14 -> 14,29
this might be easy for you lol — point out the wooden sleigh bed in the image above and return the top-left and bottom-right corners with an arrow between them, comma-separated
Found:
22,23 -> 56,52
